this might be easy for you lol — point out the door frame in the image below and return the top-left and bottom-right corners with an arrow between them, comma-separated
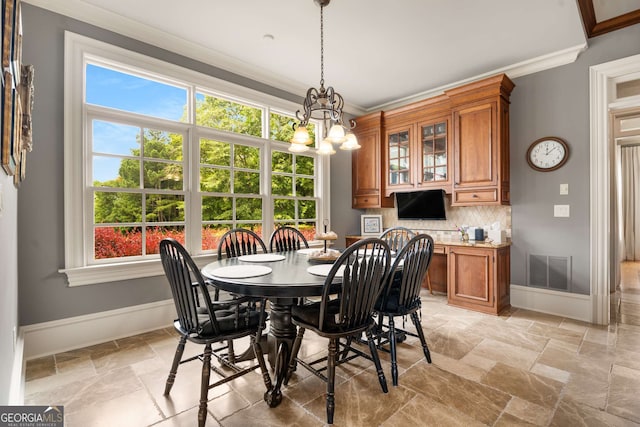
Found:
589,53 -> 640,324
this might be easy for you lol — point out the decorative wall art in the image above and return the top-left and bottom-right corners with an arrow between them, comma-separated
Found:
1,0 -> 34,185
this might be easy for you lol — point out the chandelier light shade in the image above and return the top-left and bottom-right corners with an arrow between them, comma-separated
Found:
289,0 -> 359,154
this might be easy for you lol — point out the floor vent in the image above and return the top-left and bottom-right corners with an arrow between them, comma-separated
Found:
527,254 -> 572,292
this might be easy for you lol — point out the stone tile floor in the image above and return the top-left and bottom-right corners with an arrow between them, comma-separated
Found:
25,269 -> 640,426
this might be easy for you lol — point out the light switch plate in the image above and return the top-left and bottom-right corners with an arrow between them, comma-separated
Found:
554,204 -> 570,217
560,183 -> 568,195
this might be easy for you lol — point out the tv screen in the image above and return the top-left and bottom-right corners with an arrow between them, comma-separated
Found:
396,189 -> 446,220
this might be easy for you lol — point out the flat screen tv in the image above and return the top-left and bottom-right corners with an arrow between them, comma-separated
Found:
396,189 -> 446,220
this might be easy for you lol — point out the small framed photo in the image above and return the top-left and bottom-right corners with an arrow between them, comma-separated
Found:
360,214 -> 382,236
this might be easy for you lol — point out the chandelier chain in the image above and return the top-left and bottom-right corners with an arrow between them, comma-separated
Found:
320,3 -> 324,88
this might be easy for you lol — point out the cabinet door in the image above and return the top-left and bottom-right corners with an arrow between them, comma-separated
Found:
385,123 -> 415,193
447,247 -> 495,312
453,102 -> 497,189
352,127 -> 380,199
417,116 -> 451,191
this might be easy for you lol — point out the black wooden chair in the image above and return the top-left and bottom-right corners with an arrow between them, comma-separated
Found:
284,238 -> 391,424
380,226 -> 432,294
160,238 -> 272,427
268,226 -> 309,252
374,234 -> 434,386
217,228 -> 267,260
379,226 -> 416,252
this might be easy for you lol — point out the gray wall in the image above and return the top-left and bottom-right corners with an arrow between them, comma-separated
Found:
0,173 -> 18,404
510,24 -> 640,294
17,4 -> 309,326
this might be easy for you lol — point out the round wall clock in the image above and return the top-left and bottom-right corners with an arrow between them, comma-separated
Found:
526,137 -> 569,172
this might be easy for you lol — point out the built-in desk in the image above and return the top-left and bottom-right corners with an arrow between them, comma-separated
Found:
345,235 -> 511,315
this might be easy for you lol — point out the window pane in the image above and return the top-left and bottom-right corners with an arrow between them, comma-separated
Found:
145,194 -> 185,222
296,177 -> 314,197
202,224 -> 231,251
94,226 -> 142,259
143,129 -> 183,161
94,192 -> 142,223
272,151 -> 292,173
143,161 -> 183,190
202,196 -> 232,221
296,155 -> 314,175
272,175 -> 293,196
145,226 -> 185,255
93,120 -> 139,156
200,139 -> 230,166
298,222 -> 317,240
269,112 -> 296,143
236,223 -> 262,237
86,64 -> 187,121
234,145 -> 260,170
299,200 -> 316,220
234,171 -> 260,194
274,199 -> 295,220
200,168 -> 230,193
93,156 -> 140,188
195,92 -> 262,137
236,197 -> 262,221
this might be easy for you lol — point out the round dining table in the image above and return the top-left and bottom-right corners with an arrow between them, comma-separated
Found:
201,249 -> 341,408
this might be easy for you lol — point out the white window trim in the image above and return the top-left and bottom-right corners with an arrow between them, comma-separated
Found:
62,32 -> 331,286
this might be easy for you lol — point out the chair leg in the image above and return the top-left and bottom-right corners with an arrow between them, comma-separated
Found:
251,333 -> 273,392
388,316 -> 398,386
164,335 -> 187,395
410,312 -> 431,363
198,343 -> 212,427
327,338 -> 337,424
284,327 -> 305,385
365,329 -> 388,394
227,339 -> 235,362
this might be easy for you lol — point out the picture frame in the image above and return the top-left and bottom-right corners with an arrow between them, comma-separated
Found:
360,214 -> 383,236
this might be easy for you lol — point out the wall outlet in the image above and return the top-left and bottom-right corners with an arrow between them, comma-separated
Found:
560,183 -> 569,195
554,204 -> 570,217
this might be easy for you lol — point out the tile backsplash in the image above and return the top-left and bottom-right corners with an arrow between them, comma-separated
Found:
366,200 -> 511,240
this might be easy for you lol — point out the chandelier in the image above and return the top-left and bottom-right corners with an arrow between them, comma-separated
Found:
288,0 -> 360,155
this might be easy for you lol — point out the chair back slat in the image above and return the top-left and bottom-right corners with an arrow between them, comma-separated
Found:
218,228 -> 267,260
382,234 -> 434,312
320,238 -> 390,331
379,226 -> 416,252
269,226 -> 309,252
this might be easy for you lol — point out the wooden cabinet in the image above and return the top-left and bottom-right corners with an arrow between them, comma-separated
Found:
447,74 -> 514,206
351,111 -> 393,209
447,245 -> 510,315
383,96 -> 452,196
421,244 -> 447,293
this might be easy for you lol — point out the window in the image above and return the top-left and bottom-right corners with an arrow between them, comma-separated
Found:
63,32 -> 330,286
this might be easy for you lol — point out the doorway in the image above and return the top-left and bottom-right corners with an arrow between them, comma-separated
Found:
590,53 -> 640,325
613,108 -> 640,325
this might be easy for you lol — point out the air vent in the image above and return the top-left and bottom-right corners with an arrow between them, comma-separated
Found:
527,254 -> 572,292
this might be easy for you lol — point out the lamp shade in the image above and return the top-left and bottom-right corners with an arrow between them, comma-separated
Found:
290,125 -> 312,145
340,132 -> 360,150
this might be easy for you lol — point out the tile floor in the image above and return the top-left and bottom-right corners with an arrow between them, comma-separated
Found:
25,268 -> 640,426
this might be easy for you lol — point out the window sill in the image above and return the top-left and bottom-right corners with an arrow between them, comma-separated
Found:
60,254 -> 217,287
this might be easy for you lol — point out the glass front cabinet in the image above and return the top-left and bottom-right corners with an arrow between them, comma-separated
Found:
384,114 -> 451,195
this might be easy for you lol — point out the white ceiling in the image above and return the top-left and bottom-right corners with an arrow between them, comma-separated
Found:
26,0 -> 590,113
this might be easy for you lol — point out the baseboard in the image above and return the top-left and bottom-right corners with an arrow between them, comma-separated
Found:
9,328 -> 24,404
22,299 -> 175,360
510,284 -> 592,323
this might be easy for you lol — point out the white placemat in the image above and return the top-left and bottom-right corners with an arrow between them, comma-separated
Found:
296,248 -> 317,255
238,254 -> 285,262
306,264 -> 345,277
207,265 -> 272,278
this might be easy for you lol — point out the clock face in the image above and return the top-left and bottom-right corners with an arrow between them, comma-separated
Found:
527,137 -> 569,171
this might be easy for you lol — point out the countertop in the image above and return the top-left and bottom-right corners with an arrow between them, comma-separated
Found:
345,235 -> 511,249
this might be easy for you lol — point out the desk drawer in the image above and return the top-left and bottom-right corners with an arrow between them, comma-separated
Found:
433,245 -> 446,254
453,189 -> 498,204
353,195 -> 380,208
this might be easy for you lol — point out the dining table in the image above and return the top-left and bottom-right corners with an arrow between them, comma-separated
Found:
201,249 -> 343,408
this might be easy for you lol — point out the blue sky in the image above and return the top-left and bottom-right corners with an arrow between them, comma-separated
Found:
86,64 -> 187,182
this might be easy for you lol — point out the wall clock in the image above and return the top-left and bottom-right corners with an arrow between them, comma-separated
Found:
526,137 -> 569,172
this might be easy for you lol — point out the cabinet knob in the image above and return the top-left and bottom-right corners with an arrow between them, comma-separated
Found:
472,193 -> 478,198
